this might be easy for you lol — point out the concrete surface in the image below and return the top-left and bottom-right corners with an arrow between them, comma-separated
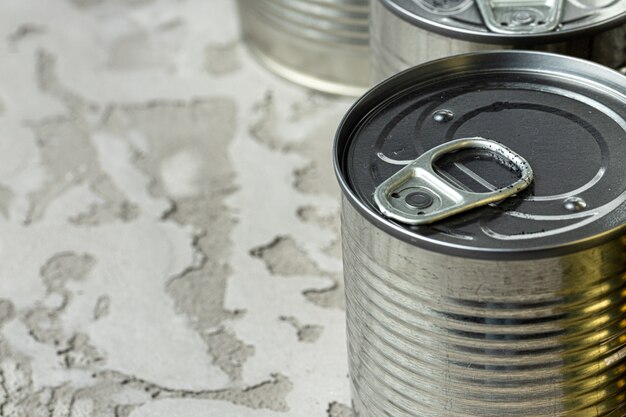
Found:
0,1 -> 355,415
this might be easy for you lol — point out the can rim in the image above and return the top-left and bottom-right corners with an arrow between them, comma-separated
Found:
333,50 -> 626,260
378,0 -> 626,45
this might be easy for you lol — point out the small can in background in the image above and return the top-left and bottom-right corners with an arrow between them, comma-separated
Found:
371,0 -> 626,82
334,51 -> 626,417
237,0 -> 369,96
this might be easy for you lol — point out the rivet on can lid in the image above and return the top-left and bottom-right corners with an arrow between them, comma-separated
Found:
511,10 -> 536,26
432,109 -> 454,122
405,191 -> 434,209
563,196 -> 587,212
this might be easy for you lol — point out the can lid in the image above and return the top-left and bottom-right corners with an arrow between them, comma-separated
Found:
334,51 -> 626,259
380,0 -> 626,44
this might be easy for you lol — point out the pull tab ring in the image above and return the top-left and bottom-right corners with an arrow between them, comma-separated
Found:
476,0 -> 564,34
373,137 -> 534,225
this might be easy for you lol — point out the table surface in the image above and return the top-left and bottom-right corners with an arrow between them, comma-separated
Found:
0,1 -> 356,416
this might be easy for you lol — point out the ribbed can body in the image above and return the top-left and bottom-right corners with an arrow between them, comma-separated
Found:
237,0 -> 369,96
342,199 -> 626,416
371,0 -> 626,82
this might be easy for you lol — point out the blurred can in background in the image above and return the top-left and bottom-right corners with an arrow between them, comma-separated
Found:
371,0 -> 626,82
334,51 -> 626,417
237,0 -> 369,96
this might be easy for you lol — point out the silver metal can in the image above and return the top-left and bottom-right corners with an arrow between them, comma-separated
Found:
371,0 -> 626,82
237,0 -> 369,96
334,51 -> 626,416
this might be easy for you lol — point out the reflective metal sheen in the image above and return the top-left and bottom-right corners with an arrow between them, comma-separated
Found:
335,52 -> 626,416
374,137 -> 534,225
237,0 -> 369,96
371,0 -> 626,81
343,200 -> 626,416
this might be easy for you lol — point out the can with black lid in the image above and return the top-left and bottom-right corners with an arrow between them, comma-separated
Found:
371,0 -> 626,82
334,51 -> 626,416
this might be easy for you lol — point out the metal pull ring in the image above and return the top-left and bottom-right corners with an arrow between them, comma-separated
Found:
476,0 -> 565,34
373,137 -> 534,225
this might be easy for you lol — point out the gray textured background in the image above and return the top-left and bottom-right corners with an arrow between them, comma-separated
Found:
0,1 -> 355,415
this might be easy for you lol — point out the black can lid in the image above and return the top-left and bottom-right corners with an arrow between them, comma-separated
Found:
334,51 -> 626,260
380,0 -> 626,44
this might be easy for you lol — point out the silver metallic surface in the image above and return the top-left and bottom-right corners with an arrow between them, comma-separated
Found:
374,137 -> 534,225
476,0 -> 564,34
335,51 -> 626,416
371,0 -> 626,81
237,0 -> 369,96
379,0 -> 626,42
342,199 -> 626,416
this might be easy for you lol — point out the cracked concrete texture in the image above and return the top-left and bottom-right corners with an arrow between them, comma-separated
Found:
99,97 -> 247,383
27,51 -> 136,226
251,236 -> 345,310
249,91 -> 341,197
297,205 -> 342,260
251,236 -> 322,277
0,0 -> 353,415
92,296 -> 110,321
279,316 -> 323,344
205,42 -> 241,75
328,402 -> 356,417
0,302 -> 14,328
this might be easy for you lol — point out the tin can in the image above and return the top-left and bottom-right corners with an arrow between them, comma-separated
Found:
237,0 -> 369,96
371,0 -> 626,82
334,51 -> 626,416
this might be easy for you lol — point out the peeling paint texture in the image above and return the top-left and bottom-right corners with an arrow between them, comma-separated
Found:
0,0 -> 353,416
